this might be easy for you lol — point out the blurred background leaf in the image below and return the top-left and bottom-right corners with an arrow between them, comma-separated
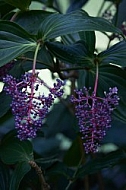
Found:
0,137 -> 34,164
4,0 -> 31,10
9,161 -> 31,190
0,162 -> 10,190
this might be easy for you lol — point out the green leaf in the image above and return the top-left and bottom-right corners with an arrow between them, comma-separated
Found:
47,161 -> 73,178
79,31 -> 96,54
38,10 -> 122,41
45,40 -> 94,67
35,156 -> 60,170
62,31 -> 95,53
45,100 -> 77,137
36,45 -> 54,68
18,45 -> 54,71
0,137 -> 34,164
15,10 -> 53,34
98,40 -> 126,67
63,137 -> 83,167
0,162 -> 10,190
4,0 -> 31,10
77,150 -> 126,177
0,1 -> 15,17
9,161 -> 31,190
98,65 -> 126,122
0,21 -> 37,67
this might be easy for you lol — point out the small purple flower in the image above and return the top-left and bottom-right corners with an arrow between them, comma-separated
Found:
70,87 -> 119,154
3,72 -> 64,140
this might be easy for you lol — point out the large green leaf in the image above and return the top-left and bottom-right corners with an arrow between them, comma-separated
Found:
0,162 -> 10,190
4,0 -> 31,10
0,21 -> 37,67
15,10 -> 53,34
0,137 -> 34,164
98,65 -> 126,122
98,40 -> 126,67
77,150 -> 126,177
45,40 -> 94,67
63,137 -> 83,167
61,31 -> 95,54
78,31 -> 96,54
38,10 -> 122,41
46,161 -> 74,178
44,99 -> 77,137
9,161 -> 31,190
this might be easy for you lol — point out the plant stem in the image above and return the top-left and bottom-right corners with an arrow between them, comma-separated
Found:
97,0 -> 105,17
65,180 -> 73,190
65,156 -> 84,190
29,161 -> 50,190
93,62 -> 99,96
32,43 -> 41,75
27,42 -> 41,120
10,10 -> 20,21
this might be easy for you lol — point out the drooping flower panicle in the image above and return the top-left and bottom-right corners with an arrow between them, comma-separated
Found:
3,72 -> 64,140
70,87 -> 119,154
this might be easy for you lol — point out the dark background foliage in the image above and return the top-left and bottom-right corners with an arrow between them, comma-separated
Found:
0,0 -> 126,190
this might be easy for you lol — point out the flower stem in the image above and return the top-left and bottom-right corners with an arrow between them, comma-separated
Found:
65,156 -> 84,190
10,10 -> 20,21
29,161 -> 50,190
93,62 -> 99,96
32,42 -> 41,75
28,42 -> 41,120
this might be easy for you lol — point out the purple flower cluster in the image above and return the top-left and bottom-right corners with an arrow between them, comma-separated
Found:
70,87 -> 119,154
3,72 -> 64,140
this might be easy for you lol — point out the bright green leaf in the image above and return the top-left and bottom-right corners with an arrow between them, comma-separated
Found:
38,10 -> 122,41
98,40 -> 126,67
9,161 -> 31,190
0,137 -> 34,164
4,0 -> 31,10
0,21 -> 37,67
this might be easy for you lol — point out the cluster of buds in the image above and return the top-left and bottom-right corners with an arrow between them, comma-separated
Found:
3,72 -> 64,140
70,87 -> 119,153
